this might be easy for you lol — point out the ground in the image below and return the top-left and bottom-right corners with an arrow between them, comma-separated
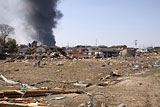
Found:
0,56 -> 160,107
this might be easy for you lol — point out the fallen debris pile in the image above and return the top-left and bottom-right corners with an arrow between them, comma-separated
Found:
0,101 -> 65,107
0,89 -> 83,98
0,89 -> 83,107
1,56 -> 160,106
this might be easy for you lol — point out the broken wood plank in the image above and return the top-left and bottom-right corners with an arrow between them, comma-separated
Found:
49,106 -> 65,107
3,90 -> 24,96
25,89 -> 83,94
0,101 -> 65,107
0,89 -> 83,98
3,90 -> 20,95
0,101 -> 37,107
12,90 -> 24,95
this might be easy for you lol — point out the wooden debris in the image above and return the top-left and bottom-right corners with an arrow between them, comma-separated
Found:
101,103 -> 107,107
0,89 -> 83,98
0,89 -> 81,106
25,89 -> 83,94
9,98 -> 37,103
0,101 -> 65,107
0,101 -> 38,107
51,96 -> 66,100
12,90 -> 25,95
49,105 -> 65,107
0,74 -> 19,85
73,83 -> 92,87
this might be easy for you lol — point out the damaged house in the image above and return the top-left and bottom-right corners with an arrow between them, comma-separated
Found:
110,45 -> 127,51
154,47 -> 160,54
47,46 -> 67,58
88,46 -> 99,56
18,48 -> 29,54
120,48 -> 137,57
88,46 -> 119,58
98,47 -> 120,58
66,46 -> 90,59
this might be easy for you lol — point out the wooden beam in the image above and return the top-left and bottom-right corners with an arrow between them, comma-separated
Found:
0,89 -> 83,98
25,89 -> 83,94
0,101 -> 65,107
0,101 -> 36,107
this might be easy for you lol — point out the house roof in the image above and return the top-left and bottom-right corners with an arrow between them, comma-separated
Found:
99,48 -> 119,52
110,45 -> 127,48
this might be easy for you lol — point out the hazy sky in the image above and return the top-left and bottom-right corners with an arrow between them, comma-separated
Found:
55,0 -> 160,47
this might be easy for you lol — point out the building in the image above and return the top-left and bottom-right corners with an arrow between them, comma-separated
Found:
147,47 -> 154,53
88,46 -> 120,58
18,48 -> 29,54
110,45 -> 127,51
154,47 -> 160,53
120,48 -> 137,57
66,46 -> 90,56
99,48 -> 120,58
88,46 -> 99,55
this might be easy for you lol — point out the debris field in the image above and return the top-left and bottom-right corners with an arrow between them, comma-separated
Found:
0,56 -> 160,107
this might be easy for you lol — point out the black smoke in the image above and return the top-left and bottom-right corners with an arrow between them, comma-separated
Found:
25,0 -> 62,46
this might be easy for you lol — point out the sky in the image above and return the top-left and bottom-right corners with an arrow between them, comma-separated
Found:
55,0 -> 160,48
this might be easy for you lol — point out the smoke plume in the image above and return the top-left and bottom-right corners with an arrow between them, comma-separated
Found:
24,0 -> 62,46
0,0 -> 62,46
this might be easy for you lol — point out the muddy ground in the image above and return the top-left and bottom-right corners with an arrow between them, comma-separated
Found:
0,56 -> 160,107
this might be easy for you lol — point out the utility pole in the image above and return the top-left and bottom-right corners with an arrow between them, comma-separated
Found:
135,40 -> 137,48
66,42 -> 69,48
95,39 -> 97,46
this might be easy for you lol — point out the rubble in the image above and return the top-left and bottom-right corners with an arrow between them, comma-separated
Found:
34,61 -> 41,68
73,82 -> 92,88
52,96 -> 66,100
0,74 -> 19,85
0,89 -> 83,106
56,63 -> 64,66
78,103 -> 87,107
0,89 -> 83,98
101,103 -> 107,107
153,64 -> 160,67
100,71 -> 121,81
0,52 -> 160,106
117,104 -> 126,107
0,101 -> 65,107
87,101 -> 94,107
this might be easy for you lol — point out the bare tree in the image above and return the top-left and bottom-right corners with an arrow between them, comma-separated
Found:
0,24 -> 15,45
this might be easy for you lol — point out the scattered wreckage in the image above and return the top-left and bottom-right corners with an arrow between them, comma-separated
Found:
0,89 -> 82,107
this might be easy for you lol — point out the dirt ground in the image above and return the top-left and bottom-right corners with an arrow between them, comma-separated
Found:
0,56 -> 160,107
